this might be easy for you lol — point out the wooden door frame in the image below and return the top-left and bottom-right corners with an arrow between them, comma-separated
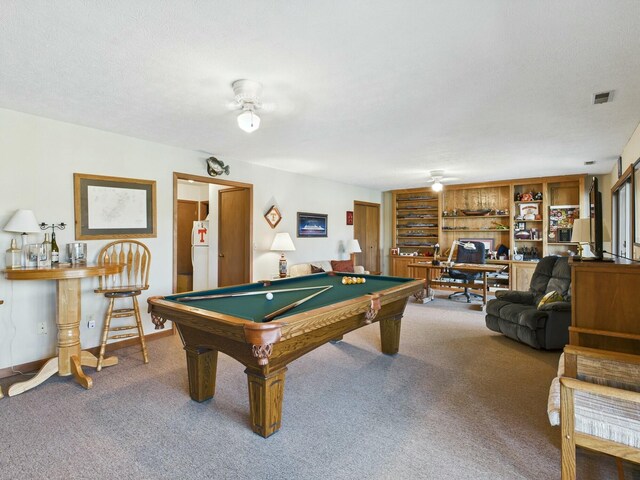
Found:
173,172 -> 254,294
354,200 -> 381,273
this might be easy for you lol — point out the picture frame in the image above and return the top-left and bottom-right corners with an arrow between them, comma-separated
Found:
516,222 -> 526,230
346,211 -> 354,226
518,203 -> 539,219
73,173 -> 157,240
297,212 -> 328,238
458,237 -> 495,254
264,205 -> 282,229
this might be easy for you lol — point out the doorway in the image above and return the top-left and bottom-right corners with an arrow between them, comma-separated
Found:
353,201 -> 381,274
173,173 -> 253,293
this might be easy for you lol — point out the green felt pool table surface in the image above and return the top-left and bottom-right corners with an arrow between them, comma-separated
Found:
165,272 -> 413,322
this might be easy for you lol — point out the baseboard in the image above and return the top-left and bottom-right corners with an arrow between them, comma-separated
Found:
0,329 -> 174,380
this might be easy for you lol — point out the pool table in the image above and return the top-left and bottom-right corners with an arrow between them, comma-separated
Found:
148,272 -> 422,437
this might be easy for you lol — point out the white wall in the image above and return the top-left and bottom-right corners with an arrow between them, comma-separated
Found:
600,120 -> 640,259
0,107 -> 382,370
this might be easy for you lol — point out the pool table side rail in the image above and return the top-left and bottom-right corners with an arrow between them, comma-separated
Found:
274,279 -> 423,340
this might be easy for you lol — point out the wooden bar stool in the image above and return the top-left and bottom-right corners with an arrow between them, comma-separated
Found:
95,240 -> 151,371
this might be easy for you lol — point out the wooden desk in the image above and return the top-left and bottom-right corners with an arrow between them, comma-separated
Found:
408,262 -> 507,306
4,264 -> 122,396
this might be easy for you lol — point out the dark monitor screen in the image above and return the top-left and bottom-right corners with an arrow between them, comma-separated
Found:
589,176 -> 603,258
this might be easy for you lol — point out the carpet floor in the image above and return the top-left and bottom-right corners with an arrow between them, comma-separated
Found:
0,293 -> 630,479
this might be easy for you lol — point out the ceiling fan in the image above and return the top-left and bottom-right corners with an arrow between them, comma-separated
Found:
426,170 -> 458,192
231,79 -> 263,133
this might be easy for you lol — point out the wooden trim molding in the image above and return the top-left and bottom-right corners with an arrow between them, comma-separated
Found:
0,329 -> 173,380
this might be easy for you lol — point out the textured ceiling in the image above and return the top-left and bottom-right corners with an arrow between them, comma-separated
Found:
2,1 -> 639,190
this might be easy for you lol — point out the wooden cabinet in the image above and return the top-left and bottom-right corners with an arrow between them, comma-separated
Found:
546,178 -> 585,257
512,176 -> 586,259
392,188 -> 440,257
391,255 -> 429,277
511,261 -> 537,291
441,183 -> 511,259
513,180 -> 544,260
389,174 -> 586,284
570,258 -> 640,354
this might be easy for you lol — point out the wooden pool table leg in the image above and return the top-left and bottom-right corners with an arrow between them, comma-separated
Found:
379,317 -> 402,355
245,367 -> 287,438
184,347 -> 218,402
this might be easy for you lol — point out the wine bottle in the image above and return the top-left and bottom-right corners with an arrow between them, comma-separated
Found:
42,233 -> 52,267
51,231 -> 59,264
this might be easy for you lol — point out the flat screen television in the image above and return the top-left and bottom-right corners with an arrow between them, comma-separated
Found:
589,176 -> 603,259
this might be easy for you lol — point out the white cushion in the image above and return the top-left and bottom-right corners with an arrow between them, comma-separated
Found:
547,377 -> 560,426
547,353 -> 565,426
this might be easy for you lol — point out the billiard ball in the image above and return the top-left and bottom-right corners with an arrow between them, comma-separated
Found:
266,292 -> 274,300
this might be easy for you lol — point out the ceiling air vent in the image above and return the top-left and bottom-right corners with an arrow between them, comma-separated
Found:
584,161 -> 596,165
593,91 -> 612,104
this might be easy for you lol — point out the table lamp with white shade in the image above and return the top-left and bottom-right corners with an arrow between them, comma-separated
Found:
4,209 -> 40,267
570,218 -> 594,259
348,238 -> 362,268
271,232 -> 296,278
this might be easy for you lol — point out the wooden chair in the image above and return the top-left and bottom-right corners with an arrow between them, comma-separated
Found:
560,345 -> 640,480
94,240 -> 151,371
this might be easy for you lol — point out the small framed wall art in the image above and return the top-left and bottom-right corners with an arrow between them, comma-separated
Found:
297,212 -> 328,237
264,205 -> 282,229
346,211 -> 354,225
73,173 -> 157,240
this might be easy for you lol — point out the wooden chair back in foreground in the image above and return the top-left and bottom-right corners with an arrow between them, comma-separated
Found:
94,240 -> 151,371
560,345 -> 640,480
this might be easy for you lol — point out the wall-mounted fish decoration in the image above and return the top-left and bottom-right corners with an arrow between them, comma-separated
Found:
206,156 -> 230,177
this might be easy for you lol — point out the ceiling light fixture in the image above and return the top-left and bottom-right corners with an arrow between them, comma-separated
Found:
237,105 -> 261,133
232,79 -> 263,133
429,170 -> 445,192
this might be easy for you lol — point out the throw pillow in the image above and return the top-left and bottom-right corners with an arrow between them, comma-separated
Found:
310,264 -> 325,274
330,260 -> 354,273
537,290 -> 563,310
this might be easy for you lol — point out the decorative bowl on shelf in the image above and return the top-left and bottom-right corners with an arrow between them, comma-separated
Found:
461,209 -> 491,216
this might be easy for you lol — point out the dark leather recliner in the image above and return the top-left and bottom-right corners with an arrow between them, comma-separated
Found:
485,256 -> 571,350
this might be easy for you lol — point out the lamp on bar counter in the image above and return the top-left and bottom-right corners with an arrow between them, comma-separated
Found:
4,209 -> 40,267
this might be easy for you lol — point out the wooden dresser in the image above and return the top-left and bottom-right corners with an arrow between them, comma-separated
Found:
570,258 -> 640,354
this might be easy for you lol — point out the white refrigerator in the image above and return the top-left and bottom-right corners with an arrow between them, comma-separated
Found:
191,220 -> 209,290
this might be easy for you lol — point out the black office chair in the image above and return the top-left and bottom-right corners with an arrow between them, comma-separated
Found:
448,241 -> 486,303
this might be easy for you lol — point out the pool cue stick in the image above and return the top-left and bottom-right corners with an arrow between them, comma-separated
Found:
263,286 -> 333,322
176,285 -> 332,302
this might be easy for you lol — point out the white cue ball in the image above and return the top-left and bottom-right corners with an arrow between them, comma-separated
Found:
266,292 -> 274,300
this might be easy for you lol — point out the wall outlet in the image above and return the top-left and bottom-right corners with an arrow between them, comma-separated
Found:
37,322 -> 47,335
87,320 -> 96,329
